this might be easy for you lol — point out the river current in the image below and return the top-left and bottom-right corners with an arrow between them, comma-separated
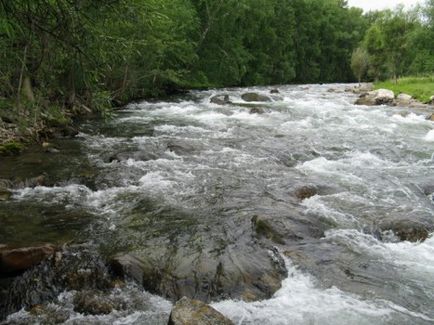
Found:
1,84 -> 434,324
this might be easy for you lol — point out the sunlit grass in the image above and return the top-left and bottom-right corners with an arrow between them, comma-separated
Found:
375,76 -> 434,103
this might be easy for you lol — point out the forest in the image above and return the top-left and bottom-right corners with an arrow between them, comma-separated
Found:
0,0 -> 433,147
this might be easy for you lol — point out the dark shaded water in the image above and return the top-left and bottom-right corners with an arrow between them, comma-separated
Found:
1,84 -> 434,324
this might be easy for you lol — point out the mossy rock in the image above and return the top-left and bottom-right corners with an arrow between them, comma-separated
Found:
251,216 -> 285,244
0,142 -> 24,156
168,297 -> 233,325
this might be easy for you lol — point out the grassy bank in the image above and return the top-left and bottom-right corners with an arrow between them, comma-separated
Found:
374,76 -> 434,103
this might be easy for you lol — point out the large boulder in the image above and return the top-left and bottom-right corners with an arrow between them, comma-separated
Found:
0,244 -> 56,275
110,245 -> 287,304
1,246 -> 112,319
168,297 -> 233,325
241,92 -> 272,102
355,89 -> 395,106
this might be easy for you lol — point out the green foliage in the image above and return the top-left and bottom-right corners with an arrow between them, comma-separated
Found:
375,76 -> 434,103
361,5 -> 434,81
0,0 -> 433,148
351,48 -> 369,82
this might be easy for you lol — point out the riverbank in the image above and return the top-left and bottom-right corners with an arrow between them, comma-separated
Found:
0,99 -> 93,156
374,76 -> 434,104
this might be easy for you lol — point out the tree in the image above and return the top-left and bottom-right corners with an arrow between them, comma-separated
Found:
351,47 -> 369,83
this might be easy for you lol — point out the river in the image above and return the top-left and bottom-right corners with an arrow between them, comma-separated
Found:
1,84 -> 433,324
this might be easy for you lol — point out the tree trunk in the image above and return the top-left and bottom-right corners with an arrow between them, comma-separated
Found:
16,45 -> 28,106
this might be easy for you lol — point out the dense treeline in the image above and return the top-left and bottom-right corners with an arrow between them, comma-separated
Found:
353,1 -> 434,81
0,0 -> 433,146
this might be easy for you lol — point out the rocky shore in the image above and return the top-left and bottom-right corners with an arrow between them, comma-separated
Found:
352,85 -> 434,111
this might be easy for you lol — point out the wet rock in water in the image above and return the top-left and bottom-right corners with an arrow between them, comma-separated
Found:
108,150 -> 159,163
1,245 -> 112,318
270,89 -> 280,94
355,89 -> 394,106
110,254 -> 148,288
167,140 -> 199,155
294,185 -> 318,200
210,95 -> 231,105
355,93 -> 373,105
249,107 -> 265,114
0,244 -> 56,275
41,142 -> 60,153
168,297 -> 233,325
41,142 -> 52,149
251,216 -> 285,244
58,126 -> 79,138
241,92 -> 272,102
28,304 -> 70,323
327,88 -> 336,93
110,243 -> 287,304
0,189 -> 12,201
426,113 -> 434,121
379,220 -> 432,242
73,290 -> 115,315
11,174 -> 47,189
0,179 -> 13,189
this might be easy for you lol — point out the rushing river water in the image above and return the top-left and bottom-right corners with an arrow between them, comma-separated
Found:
1,84 -> 434,324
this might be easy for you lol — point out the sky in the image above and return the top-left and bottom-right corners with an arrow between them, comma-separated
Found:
347,0 -> 425,11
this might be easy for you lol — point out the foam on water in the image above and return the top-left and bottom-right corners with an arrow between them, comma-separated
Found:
6,84 -> 434,324
424,130 -> 434,142
212,256 -> 432,325
5,283 -> 172,325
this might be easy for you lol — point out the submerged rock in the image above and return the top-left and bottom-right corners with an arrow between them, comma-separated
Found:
73,290 -> 115,315
42,142 -> 60,153
241,92 -> 272,102
210,95 -> 231,105
168,297 -> 233,325
13,175 -> 47,189
379,220 -> 431,242
249,107 -> 265,114
294,185 -> 318,200
0,189 -> 12,201
0,244 -> 56,275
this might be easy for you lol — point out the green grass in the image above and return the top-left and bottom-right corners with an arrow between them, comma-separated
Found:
375,76 -> 434,103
